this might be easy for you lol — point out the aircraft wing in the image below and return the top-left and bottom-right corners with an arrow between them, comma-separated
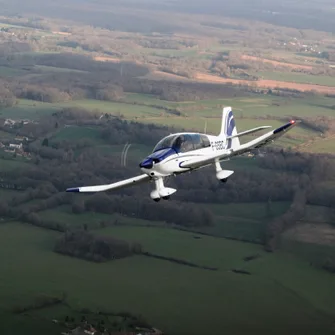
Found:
226,125 -> 272,139
180,120 -> 297,169
66,174 -> 151,193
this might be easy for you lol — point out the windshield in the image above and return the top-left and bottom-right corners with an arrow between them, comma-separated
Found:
153,135 -> 179,152
153,134 -> 211,153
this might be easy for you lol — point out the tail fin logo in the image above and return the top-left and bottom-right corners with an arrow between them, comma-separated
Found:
220,107 -> 239,150
226,110 -> 236,138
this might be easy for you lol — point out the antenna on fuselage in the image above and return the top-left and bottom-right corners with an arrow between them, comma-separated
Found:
204,119 -> 207,134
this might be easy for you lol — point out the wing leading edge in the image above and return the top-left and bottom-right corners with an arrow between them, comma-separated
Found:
180,120 -> 298,169
66,174 -> 150,193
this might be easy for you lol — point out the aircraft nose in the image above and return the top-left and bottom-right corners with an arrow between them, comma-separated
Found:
139,158 -> 153,169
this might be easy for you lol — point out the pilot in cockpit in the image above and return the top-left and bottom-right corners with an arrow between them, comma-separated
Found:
174,136 -> 183,152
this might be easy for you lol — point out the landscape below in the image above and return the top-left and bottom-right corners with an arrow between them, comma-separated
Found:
0,2 -> 334,335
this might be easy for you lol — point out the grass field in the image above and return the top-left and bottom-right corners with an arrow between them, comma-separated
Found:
38,205 -> 165,229
0,222 -> 334,335
0,188 -> 20,201
38,205 -> 114,229
34,65 -> 88,73
302,137 -> 335,153
50,126 -> 105,145
256,71 -> 335,87
94,143 -> 151,160
280,238 -> 335,267
0,66 -> 29,77
62,99 -> 171,118
192,201 -> 290,242
0,157 -> 31,172
0,99 -> 59,120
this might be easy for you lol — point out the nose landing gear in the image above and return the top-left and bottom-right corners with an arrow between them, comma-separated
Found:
150,177 -> 176,202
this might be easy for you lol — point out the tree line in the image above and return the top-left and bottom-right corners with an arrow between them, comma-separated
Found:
54,230 -> 142,263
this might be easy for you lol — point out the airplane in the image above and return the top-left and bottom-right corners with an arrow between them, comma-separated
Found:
66,107 -> 298,202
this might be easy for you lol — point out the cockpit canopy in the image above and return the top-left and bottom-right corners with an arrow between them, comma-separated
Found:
153,133 -> 211,153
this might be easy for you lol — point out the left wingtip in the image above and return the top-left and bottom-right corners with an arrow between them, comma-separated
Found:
273,120 -> 298,135
66,187 -> 80,193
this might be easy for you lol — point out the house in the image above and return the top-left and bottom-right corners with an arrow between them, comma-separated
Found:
70,325 -> 97,335
15,136 -> 29,142
21,119 -> 32,125
84,326 -> 97,335
9,143 -> 23,150
4,119 -> 15,127
4,148 -> 15,153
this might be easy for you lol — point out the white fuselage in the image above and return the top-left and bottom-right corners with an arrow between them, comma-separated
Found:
140,133 -> 229,178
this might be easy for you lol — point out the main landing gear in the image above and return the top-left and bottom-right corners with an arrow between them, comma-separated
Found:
150,177 -> 176,202
215,160 -> 234,183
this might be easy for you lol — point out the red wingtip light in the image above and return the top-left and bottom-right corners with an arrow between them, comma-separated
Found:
290,120 -> 295,124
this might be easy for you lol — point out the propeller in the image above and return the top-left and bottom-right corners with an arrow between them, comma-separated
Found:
121,143 -> 132,167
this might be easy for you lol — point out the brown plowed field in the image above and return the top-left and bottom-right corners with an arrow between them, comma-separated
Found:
240,55 -> 313,70
94,56 -> 121,62
195,73 -> 335,94
52,31 -> 71,36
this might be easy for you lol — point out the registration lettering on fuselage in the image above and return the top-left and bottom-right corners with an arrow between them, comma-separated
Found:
211,139 -> 226,151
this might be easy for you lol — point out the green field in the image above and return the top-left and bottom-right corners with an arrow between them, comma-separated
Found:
199,201 -> 291,242
34,65 -> 88,73
0,99 -> 59,120
38,205 -> 114,229
0,157 -> 31,172
38,205 -> 165,229
0,222 -> 334,335
280,238 -> 335,267
62,99 -> 171,118
0,66 -> 29,77
50,126 -> 105,144
303,137 -> 335,153
0,188 -> 20,201
256,71 -> 335,87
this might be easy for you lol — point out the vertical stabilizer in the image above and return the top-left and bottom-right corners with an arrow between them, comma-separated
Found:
219,107 -> 240,149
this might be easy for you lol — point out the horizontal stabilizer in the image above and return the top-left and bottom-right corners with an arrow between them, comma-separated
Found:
226,126 -> 272,139
66,174 -> 150,193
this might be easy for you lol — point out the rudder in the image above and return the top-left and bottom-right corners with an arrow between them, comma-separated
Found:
219,107 -> 240,149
